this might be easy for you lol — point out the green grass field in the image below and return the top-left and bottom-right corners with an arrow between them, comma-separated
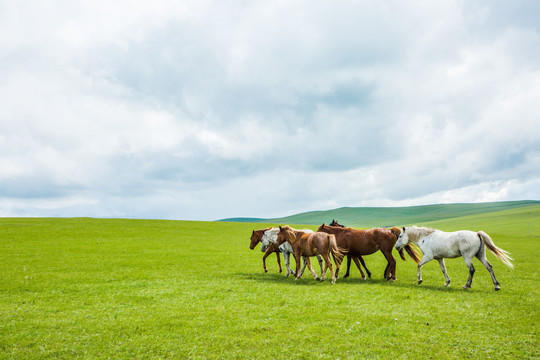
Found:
1,205 -> 539,359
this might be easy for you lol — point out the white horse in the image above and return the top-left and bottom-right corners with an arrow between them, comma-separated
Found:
395,226 -> 513,290
261,228 -> 324,278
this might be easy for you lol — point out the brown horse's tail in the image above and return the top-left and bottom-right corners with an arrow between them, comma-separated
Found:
328,234 -> 344,269
478,231 -> 514,269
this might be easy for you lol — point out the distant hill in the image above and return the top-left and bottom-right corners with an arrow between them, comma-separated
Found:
218,200 -> 540,228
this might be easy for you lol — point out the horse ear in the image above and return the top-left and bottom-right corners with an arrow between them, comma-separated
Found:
402,226 -> 406,232
279,226 -> 282,230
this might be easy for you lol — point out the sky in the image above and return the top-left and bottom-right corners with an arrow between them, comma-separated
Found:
1,0 -> 539,221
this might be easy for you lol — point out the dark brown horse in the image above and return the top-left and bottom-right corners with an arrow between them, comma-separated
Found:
328,220 -> 372,279
276,225 -> 344,284
250,228 -> 282,273
317,224 -> 421,281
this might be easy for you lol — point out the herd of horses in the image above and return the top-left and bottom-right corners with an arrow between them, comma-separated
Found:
249,220 -> 514,290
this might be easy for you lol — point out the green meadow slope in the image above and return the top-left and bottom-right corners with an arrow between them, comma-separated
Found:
423,203 -> 540,237
220,200 -> 540,228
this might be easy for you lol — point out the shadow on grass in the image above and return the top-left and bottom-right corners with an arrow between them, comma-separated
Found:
235,271 -> 343,286
235,271 -> 497,293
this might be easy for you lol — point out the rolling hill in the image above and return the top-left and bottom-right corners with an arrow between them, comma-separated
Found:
219,200 -> 540,228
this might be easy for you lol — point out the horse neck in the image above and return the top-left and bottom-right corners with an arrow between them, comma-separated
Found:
265,229 -> 280,245
407,227 -> 431,243
324,226 -> 342,234
280,228 -> 301,245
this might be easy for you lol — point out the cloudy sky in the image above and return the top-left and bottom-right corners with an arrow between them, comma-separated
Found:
1,1 -> 539,220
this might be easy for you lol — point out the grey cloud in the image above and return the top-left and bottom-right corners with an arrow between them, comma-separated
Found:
0,1 -> 539,220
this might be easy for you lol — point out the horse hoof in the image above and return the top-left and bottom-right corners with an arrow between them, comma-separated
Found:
343,274 -> 349,278
418,280 -> 423,284
495,286 -> 501,291
389,278 -> 396,282
463,285 -> 470,289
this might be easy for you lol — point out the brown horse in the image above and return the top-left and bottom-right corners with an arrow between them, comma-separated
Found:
250,228 -> 282,273
328,220 -> 372,279
317,224 -> 421,281
276,225 -> 344,284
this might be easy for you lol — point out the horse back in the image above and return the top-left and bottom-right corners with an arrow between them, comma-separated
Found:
297,232 -> 332,256
337,227 -> 396,254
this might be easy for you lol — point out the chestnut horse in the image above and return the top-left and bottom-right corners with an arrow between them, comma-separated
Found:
250,228 -> 283,273
317,224 -> 421,281
276,225 -> 344,284
261,228 -> 323,278
328,220 -> 372,279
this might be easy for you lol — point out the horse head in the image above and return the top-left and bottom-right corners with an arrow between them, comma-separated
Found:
394,227 -> 410,251
250,228 -> 269,250
330,219 -> 345,228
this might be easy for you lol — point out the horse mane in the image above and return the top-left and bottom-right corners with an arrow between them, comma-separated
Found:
279,225 -> 298,244
279,225 -> 315,244
321,224 -> 353,231
407,226 -> 436,242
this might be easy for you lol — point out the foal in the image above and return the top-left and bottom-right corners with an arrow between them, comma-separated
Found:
261,228 -> 324,278
277,226 -> 344,284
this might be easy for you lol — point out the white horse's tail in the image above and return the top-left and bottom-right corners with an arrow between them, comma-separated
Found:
478,231 -> 514,269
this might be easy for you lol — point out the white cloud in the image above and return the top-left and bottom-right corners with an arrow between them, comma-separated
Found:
0,0 -> 539,220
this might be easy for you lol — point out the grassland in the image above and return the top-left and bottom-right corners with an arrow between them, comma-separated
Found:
0,205 -> 539,359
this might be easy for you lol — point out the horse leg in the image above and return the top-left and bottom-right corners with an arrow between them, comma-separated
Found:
351,257 -> 366,280
276,251 -> 283,273
342,256 -> 352,278
262,248 -> 273,273
322,254 -> 336,284
294,250 -> 302,279
437,259 -> 451,286
316,255 -> 324,279
476,245 -> 501,290
305,257 -> 319,280
320,256 -> 329,281
283,251 -> 293,277
463,256 -> 475,289
358,256 -> 372,278
417,255 -> 433,284
382,249 -> 397,281
297,256 -> 308,279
